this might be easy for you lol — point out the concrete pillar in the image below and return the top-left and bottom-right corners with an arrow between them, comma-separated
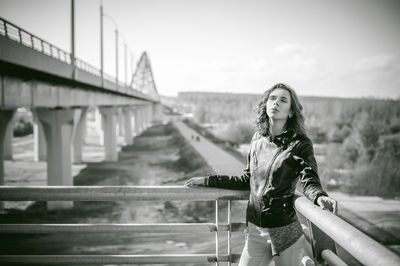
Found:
0,109 -> 16,210
145,106 -> 149,129
145,105 -> 150,127
154,103 -> 163,122
3,112 -> 15,160
140,107 -> 146,131
145,105 -> 150,128
72,107 -> 87,164
152,103 -> 157,123
95,108 -> 103,145
33,112 -> 47,162
36,108 -> 76,210
130,108 -> 136,137
149,104 -> 153,125
136,108 -> 141,134
99,106 -> 118,161
134,108 -> 141,136
117,108 -> 124,137
122,107 -> 133,145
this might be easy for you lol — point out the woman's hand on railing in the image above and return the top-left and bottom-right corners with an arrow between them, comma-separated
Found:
317,196 -> 338,215
184,177 -> 207,187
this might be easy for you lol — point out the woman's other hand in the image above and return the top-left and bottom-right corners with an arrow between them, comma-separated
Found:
184,177 -> 206,187
317,196 -> 338,214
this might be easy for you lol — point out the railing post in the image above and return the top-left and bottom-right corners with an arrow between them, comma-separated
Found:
18,28 -> 22,43
30,35 -> 34,49
307,219 -> 337,265
215,199 -> 219,266
4,22 -> 8,38
227,200 -> 231,266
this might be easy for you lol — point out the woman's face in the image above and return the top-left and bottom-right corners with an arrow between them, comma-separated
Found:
266,88 -> 292,121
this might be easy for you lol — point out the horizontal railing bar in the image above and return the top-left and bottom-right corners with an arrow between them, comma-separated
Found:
0,254 -> 241,264
0,222 -> 246,234
0,186 -> 250,201
321,249 -> 348,266
294,196 -> 400,266
219,222 -> 247,232
0,223 -> 214,234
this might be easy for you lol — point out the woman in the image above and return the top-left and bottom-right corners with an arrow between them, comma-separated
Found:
185,83 -> 337,265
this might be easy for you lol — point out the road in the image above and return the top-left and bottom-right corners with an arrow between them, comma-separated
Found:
173,121 -> 245,176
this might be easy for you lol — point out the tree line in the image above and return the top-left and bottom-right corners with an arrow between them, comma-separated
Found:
177,92 -> 400,198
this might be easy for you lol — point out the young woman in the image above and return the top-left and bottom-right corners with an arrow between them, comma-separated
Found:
185,83 -> 337,265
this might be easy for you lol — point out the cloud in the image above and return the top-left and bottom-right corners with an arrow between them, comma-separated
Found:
165,44 -> 400,99
257,43 -> 326,90
187,43 -> 327,95
315,54 -> 400,98
353,54 -> 400,72
272,43 -> 306,57
343,54 -> 400,98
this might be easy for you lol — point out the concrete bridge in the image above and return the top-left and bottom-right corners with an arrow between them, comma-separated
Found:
0,16 -> 163,209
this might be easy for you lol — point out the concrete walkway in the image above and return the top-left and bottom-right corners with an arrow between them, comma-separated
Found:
173,121 -> 245,176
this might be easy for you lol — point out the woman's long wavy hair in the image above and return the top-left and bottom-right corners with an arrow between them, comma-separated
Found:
255,83 -> 306,137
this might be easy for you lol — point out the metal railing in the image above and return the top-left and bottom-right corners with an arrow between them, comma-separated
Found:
0,17 -> 140,94
0,186 -> 399,265
0,17 -> 71,64
0,186 -> 247,265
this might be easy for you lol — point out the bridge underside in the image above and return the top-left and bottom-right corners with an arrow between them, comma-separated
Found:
0,31 -> 164,210
1,73 -> 146,109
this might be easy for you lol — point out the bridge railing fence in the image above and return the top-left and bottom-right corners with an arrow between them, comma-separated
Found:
75,58 -> 101,77
0,17 -> 137,91
0,17 -> 71,64
0,16 -> 161,102
0,186 -> 399,265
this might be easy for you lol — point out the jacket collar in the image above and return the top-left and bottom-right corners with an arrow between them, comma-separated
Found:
266,129 -> 296,148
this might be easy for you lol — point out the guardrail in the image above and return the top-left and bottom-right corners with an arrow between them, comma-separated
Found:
0,17 -> 71,64
0,17 -> 133,93
0,16 -> 163,105
0,186 -> 399,265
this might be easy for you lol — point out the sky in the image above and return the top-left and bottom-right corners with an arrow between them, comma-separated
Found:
1,0 -> 400,98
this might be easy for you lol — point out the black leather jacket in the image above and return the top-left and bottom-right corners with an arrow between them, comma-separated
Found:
206,130 -> 328,228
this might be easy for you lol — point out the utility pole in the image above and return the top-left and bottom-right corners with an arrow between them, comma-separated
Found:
124,43 -> 127,87
130,52 -> 134,87
100,3 -> 104,87
115,29 -> 119,89
71,0 -> 75,79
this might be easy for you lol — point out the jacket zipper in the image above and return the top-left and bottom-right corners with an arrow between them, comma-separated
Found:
259,147 -> 282,226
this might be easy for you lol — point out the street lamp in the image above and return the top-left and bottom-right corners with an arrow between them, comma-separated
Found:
130,52 -> 134,86
71,0 -> 76,79
118,32 -> 130,88
100,3 -> 120,89
100,3 -> 104,87
100,3 -> 133,90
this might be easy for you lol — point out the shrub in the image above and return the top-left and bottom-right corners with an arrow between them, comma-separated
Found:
344,134 -> 400,198
330,124 -> 352,143
341,136 -> 363,166
308,126 -> 328,144
389,123 -> 400,134
13,117 -> 33,137
223,122 -> 254,144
